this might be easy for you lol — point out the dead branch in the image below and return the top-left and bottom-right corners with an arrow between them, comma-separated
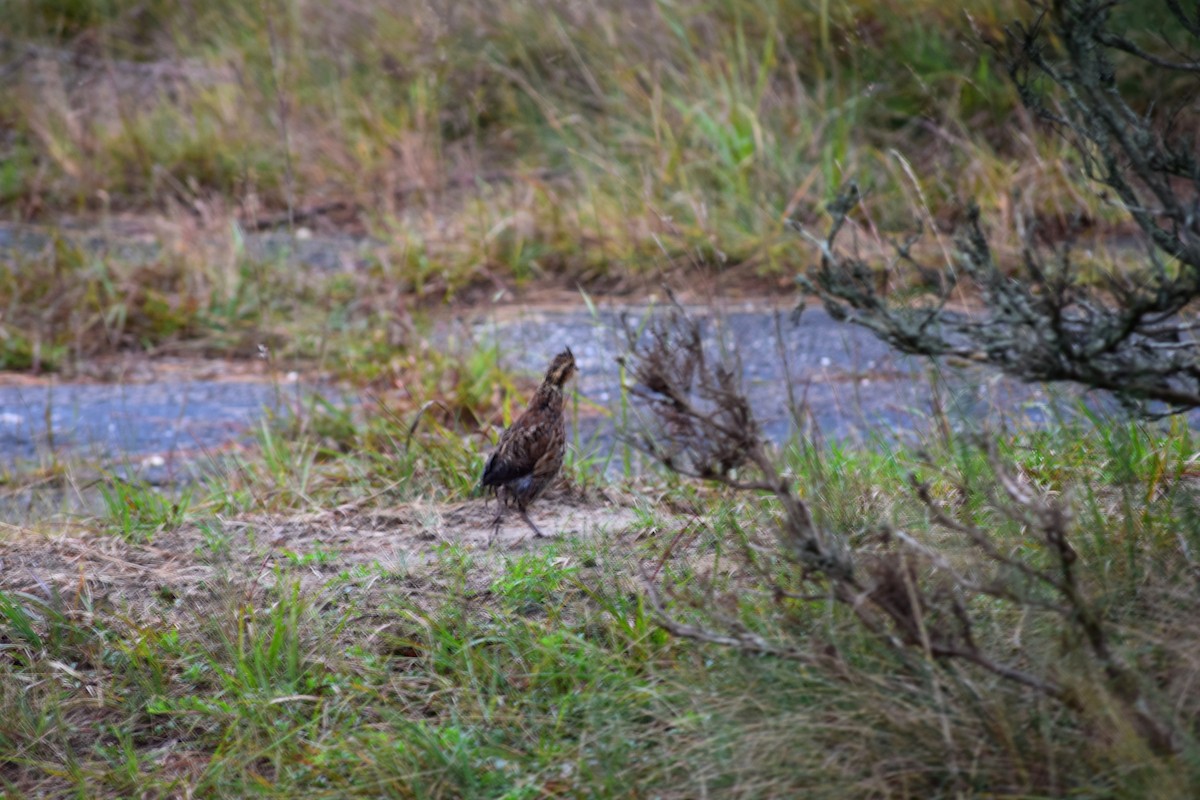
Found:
620,293 -> 1178,754
638,565 -> 811,661
798,0 -> 1200,415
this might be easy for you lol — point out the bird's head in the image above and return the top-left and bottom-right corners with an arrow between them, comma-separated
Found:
544,347 -> 577,387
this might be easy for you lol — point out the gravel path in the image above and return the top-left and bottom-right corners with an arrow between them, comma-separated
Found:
466,303 -> 1066,465
0,303 -> 1054,481
0,379 -> 293,481
0,220 -> 1175,482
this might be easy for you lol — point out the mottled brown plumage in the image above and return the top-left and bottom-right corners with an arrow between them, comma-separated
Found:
481,348 -> 576,541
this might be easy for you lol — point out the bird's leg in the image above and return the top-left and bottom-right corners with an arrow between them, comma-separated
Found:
487,511 -> 504,548
484,488 -> 509,547
517,507 -> 547,539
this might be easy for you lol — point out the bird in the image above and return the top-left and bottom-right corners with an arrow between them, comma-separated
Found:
480,348 -> 577,543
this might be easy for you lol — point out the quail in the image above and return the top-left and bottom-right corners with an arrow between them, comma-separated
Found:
480,348 -> 577,541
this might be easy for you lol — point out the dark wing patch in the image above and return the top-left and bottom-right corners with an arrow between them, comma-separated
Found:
480,418 -> 543,487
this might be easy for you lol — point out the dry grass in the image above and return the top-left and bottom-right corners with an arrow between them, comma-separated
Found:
1,0 -> 1109,277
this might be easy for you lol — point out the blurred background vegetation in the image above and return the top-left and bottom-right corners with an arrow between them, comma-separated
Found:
2,0 -> 1107,280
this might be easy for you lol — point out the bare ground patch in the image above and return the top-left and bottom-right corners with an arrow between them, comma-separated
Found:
0,490 -> 642,616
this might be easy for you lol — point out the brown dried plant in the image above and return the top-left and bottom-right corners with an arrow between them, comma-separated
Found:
621,295 -> 1178,756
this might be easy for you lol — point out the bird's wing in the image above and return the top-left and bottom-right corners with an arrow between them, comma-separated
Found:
480,417 -> 543,487
530,447 -> 557,477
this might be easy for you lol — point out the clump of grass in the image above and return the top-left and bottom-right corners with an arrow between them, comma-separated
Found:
641,415 -> 1200,795
0,224 -> 425,372
0,234 -> 262,371
97,476 -> 192,544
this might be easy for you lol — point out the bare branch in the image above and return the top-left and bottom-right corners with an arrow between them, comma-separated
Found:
1096,32 -> 1200,72
799,1 -> 1200,415
620,293 -> 1179,753
638,566 -> 811,661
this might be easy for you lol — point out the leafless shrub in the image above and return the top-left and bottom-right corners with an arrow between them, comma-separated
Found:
798,0 -> 1200,415
618,296 -> 851,581
621,297 -> 1179,756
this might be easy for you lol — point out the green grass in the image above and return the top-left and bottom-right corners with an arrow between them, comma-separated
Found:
0,232 -> 274,370
0,225 -> 482,376
97,475 -> 193,543
1,382 -> 1198,796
